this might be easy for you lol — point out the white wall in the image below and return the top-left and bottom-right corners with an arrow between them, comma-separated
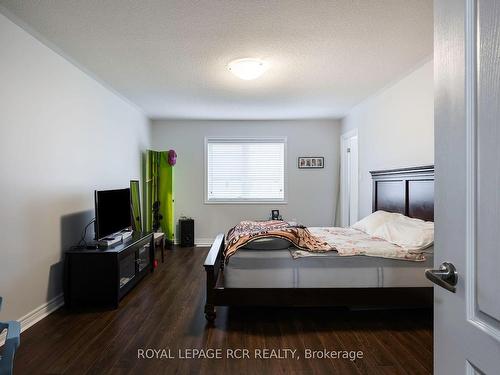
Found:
151,119 -> 341,243
0,13 -> 150,321
341,60 -> 434,219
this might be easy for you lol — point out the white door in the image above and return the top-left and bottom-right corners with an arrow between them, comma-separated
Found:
340,130 -> 358,227
433,0 -> 500,373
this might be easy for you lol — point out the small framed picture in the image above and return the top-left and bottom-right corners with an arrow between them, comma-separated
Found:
298,157 -> 324,169
271,209 -> 280,220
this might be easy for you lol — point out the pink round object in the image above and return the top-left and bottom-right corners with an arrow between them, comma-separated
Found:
168,149 -> 177,166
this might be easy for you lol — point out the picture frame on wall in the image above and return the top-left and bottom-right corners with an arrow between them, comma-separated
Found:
298,157 -> 324,169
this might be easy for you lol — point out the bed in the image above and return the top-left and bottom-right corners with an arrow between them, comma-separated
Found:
203,165 -> 435,321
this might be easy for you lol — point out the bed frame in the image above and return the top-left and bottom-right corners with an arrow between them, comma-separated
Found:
203,165 -> 434,321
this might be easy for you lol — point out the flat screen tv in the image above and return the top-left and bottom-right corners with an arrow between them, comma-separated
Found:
94,188 -> 131,240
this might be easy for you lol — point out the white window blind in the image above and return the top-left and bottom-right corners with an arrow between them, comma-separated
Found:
206,138 -> 286,203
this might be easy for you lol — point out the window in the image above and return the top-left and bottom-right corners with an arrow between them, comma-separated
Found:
205,137 -> 286,203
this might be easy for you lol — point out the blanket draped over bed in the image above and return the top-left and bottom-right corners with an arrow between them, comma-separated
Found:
225,220 -> 331,260
225,221 -> 429,262
295,227 -> 428,261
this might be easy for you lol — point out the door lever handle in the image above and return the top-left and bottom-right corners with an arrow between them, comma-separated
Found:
425,262 -> 458,293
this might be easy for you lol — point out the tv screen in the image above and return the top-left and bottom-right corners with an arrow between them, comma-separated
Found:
95,188 -> 131,240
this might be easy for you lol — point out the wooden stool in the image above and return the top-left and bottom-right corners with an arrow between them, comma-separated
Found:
153,232 -> 165,263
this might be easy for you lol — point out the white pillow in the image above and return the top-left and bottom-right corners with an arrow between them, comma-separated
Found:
351,210 -> 398,235
371,215 -> 434,251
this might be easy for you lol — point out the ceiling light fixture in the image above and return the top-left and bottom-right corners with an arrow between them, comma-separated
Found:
228,58 -> 268,80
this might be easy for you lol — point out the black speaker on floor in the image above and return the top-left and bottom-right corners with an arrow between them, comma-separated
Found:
179,218 -> 194,247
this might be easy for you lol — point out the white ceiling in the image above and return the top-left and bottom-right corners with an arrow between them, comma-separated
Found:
0,0 -> 433,120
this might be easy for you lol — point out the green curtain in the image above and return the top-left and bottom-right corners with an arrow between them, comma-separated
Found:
130,180 -> 142,231
143,150 -> 158,232
143,150 -> 175,242
158,152 -> 175,243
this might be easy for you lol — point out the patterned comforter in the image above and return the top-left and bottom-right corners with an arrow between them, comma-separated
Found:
225,222 -> 428,262
297,227 -> 428,261
224,220 -> 331,261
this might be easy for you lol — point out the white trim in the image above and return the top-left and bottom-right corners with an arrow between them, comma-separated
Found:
205,137 -> 287,143
341,129 -> 358,139
340,129 -> 358,227
173,238 -> 214,247
204,200 -> 288,205
194,238 -> 215,247
0,293 -> 64,347
204,136 -> 288,204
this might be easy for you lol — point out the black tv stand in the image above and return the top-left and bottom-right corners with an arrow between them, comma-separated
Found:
64,231 -> 154,309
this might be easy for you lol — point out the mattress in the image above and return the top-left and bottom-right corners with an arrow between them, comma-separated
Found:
224,247 -> 434,288
242,237 -> 292,250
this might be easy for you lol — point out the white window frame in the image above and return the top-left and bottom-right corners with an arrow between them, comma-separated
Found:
204,136 -> 288,204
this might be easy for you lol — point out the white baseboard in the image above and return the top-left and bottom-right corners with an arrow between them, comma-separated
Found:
195,238 -> 215,247
0,236 -> 214,348
0,236 -> 217,347
0,293 -> 64,347
173,238 -> 215,247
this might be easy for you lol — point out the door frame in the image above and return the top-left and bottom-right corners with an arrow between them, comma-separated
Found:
340,129 -> 358,227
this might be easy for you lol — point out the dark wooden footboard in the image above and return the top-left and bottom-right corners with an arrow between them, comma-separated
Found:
203,233 -> 225,321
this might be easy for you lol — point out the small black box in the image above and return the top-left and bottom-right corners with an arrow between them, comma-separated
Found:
179,218 -> 194,247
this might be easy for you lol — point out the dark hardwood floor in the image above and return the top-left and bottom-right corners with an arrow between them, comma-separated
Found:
13,247 -> 433,375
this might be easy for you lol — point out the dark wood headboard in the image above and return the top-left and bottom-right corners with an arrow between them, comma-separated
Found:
370,165 -> 434,222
